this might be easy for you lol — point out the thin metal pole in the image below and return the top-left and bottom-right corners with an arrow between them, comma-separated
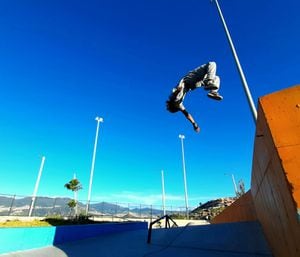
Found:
29,156 -> 46,217
73,173 -> 78,216
8,194 -> 16,216
179,134 -> 189,219
212,0 -> 257,122
86,116 -> 103,215
225,173 -> 238,197
161,170 -> 166,216
231,174 -> 238,197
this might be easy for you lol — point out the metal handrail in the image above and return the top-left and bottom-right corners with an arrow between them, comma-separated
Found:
147,215 -> 178,244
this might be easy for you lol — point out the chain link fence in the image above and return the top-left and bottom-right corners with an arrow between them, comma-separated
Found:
0,193 -> 197,220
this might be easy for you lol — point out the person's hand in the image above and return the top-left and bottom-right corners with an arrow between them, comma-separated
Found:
193,123 -> 200,133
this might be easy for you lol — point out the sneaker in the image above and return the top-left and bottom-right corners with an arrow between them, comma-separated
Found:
203,80 -> 218,91
207,92 -> 223,100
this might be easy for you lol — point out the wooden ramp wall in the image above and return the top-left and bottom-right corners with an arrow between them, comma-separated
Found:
212,85 -> 300,257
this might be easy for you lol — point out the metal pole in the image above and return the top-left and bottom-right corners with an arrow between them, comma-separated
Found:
73,173 -> 78,216
29,156 -> 46,217
212,0 -> 257,122
225,173 -> 238,197
179,134 -> 189,219
86,116 -> 103,215
52,197 -> 57,215
161,170 -> 166,216
231,174 -> 238,197
8,194 -> 16,216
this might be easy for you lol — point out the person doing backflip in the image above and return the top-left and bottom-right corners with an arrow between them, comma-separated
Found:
166,61 -> 223,133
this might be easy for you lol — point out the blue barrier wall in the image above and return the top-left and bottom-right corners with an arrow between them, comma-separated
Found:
53,222 -> 148,244
0,226 -> 56,254
0,222 -> 148,254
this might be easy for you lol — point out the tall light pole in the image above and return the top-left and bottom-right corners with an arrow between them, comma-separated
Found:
179,134 -> 189,219
73,173 -> 78,216
29,156 -> 46,217
86,116 -> 103,215
161,170 -> 166,216
211,0 -> 257,122
225,173 -> 238,197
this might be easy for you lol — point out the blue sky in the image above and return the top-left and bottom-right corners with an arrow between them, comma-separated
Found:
0,0 -> 299,208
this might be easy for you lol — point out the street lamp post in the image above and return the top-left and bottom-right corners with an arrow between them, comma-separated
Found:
211,0 -> 257,122
29,156 -> 46,217
179,134 -> 189,219
73,173 -> 78,215
161,170 -> 166,216
225,173 -> 238,197
86,116 -> 103,215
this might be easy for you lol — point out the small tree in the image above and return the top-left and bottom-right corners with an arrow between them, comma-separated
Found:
64,178 -> 82,216
67,199 -> 77,209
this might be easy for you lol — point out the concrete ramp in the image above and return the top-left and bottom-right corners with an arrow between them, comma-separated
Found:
251,85 -> 300,257
1,221 -> 273,257
211,85 -> 300,257
150,221 -> 272,257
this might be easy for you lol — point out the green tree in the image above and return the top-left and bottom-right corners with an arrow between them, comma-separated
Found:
64,178 -> 82,216
67,199 -> 77,209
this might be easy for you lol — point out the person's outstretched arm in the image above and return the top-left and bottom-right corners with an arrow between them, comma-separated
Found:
181,109 -> 200,133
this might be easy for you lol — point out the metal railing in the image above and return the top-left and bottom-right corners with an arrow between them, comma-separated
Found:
0,193 -> 197,220
147,215 -> 178,243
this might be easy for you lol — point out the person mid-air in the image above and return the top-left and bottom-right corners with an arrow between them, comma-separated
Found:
166,61 -> 223,133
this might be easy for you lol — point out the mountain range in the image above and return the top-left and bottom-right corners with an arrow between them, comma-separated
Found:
0,195 -> 237,221
0,196 -> 167,218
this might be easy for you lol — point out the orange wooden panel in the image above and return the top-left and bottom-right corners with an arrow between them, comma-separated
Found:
265,167 -> 296,256
251,155 -> 263,198
277,145 -> 300,208
252,85 -> 300,257
256,101 -> 276,157
271,148 -> 300,256
251,101 -> 275,197
270,152 -> 299,222
260,85 -> 300,148
255,182 -> 280,256
260,173 -> 292,257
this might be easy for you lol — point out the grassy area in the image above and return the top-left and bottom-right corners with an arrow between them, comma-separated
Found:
0,219 -> 52,227
0,216 -> 107,227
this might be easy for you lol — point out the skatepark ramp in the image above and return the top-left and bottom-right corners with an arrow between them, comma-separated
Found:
212,85 -> 300,257
0,221 -> 273,257
1,86 -> 298,257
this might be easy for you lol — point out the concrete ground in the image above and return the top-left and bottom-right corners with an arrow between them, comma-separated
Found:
0,221 -> 273,257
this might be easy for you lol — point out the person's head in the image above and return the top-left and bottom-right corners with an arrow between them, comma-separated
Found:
166,100 -> 180,113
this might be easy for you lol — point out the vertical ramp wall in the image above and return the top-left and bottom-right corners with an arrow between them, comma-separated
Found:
251,85 -> 300,257
211,190 -> 257,224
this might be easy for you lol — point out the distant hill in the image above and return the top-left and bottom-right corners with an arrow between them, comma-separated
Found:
0,195 -> 235,219
0,196 -> 14,206
89,202 -> 128,214
0,196 -> 164,217
190,197 -> 236,220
